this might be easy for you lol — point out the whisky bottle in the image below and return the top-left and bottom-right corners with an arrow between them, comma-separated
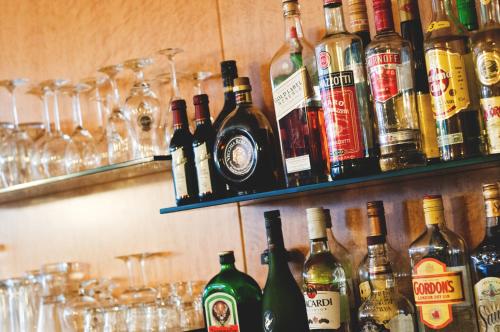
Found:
358,235 -> 417,331
169,99 -> 198,206
471,0 -> 500,154
471,183 -> 500,332
303,207 -> 351,331
409,195 -> 478,331
270,0 -> 328,187
262,210 -> 310,332
365,0 -> 426,172
214,77 -> 279,195
346,0 -> 371,48
213,60 -> 238,133
315,0 -> 379,179
203,251 -> 263,332
457,0 -> 479,32
424,0 -> 483,161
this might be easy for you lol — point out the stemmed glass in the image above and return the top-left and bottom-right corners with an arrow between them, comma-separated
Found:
0,78 -> 33,186
154,73 -> 172,155
123,58 -> 161,159
192,71 -> 213,95
0,122 -> 14,188
98,64 -> 134,164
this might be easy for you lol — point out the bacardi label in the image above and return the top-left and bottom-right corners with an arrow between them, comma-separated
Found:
223,135 -> 257,180
304,284 -> 341,330
204,292 -> 240,332
475,51 -> 500,86
412,258 -> 466,329
172,147 -> 188,199
194,142 -> 213,195
474,277 -> 500,332
481,96 -> 500,153
367,52 -> 401,103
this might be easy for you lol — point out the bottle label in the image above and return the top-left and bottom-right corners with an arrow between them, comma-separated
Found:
474,277 -> 500,332
417,93 -> 440,158
476,51 -> 500,86
285,155 -> 311,174
272,66 -> 313,121
172,147 -> 188,199
367,52 -> 402,103
399,0 -> 415,22
412,258 -> 466,329
204,292 -> 240,332
425,49 -> 471,120
223,135 -> 256,178
359,280 -> 371,302
437,132 -> 464,147
317,53 -> 365,162
427,21 -> 451,32
194,142 -> 213,195
379,130 -> 419,147
485,197 -> 500,218
304,284 -> 341,329
482,96 -> 500,153
263,310 -> 276,332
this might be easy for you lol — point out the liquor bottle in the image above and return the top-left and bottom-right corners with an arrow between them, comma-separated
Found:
457,0 -> 479,32
214,77 -> 279,195
471,183 -> 500,332
357,201 -> 413,304
471,0 -> 500,154
346,0 -> 371,48
358,234 -> 418,331
262,210 -> 309,332
269,0 -> 328,187
169,99 -> 197,206
424,0 -> 483,161
303,207 -> 351,331
365,0 -> 427,172
315,0 -> 379,179
213,60 -> 238,133
202,251 -> 263,332
192,94 -> 221,201
409,195 -> 478,331
399,0 -> 440,162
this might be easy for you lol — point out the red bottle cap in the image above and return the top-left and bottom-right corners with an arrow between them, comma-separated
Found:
193,94 -> 210,121
373,0 -> 395,32
171,99 -> 188,127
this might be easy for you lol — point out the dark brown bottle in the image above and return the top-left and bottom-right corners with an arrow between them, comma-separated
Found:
213,60 -> 238,133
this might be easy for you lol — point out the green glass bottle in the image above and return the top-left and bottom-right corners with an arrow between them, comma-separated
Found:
202,251 -> 263,332
457,0 -> 479,31
262,210 -> 310,332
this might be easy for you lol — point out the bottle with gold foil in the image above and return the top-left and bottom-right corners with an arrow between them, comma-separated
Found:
424,0 -> 484,161
471,0 -> 500,154
409,195 -> 478,332
471,183 -> 500,332
346,0 -> 371,48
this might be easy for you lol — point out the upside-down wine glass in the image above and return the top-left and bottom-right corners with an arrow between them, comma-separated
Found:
154,73 -> 172,155
0,122 -> 14,188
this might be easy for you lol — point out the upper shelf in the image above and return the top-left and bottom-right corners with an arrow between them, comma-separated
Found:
0,156 -> 171,205
160,154 -> 500,214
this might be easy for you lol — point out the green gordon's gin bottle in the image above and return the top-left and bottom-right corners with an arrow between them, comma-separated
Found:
303,207 -> 351,331
202,251 -> 262,332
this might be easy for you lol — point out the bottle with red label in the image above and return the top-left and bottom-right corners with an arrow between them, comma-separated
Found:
315,0 -> 379,179
365,0 -> 426,172
408,195 -> 478,332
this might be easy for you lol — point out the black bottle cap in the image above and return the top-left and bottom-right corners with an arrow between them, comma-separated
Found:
171,99 -> 187,111
219,251 -> 235,265
221,60 -> 238,78
323,208 -> 332,228
264,210 -> 281,226
367,235 -> 386,246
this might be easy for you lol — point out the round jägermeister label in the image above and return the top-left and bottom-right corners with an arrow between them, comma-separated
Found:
474,277 -> 500,332
204,292 -> 240,332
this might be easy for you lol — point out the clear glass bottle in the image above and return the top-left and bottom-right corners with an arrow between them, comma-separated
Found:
409,195 -> 478,331
365,0 -> 426,172
315,0 -> 379,179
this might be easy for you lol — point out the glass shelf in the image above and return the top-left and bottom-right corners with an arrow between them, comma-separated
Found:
0,156 -> 171,204
160,154 -> 500,214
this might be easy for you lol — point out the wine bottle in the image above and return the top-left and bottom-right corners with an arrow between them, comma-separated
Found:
262,210 -> 309,332
213,60 -> 238,133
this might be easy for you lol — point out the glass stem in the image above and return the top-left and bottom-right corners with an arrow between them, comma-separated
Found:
42,94 -> 51,134
74,93 -> 84,129
10,90 -> 20,129
53,92 -> 62,133
109,76 -> 121,108
169,59 -> 181,99
125,258 -> 141,290
95,87 -> 104,129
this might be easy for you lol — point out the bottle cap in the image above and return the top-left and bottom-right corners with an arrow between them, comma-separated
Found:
171,99 -> 186,111
264,210 -> 281,228
306,207 -> 327,240
193,94 -> 209,106
193,94 -> 210,121
323,208 -> 332,228
423,195 -> 445,225
373,0 -> 395,32
171,99 -> 188,127
233,77 -> 252,93
324,0 -> 342,7
347,0 -> 369,32
482,183 -> 499,200
221,60 -> 238,79
219,251 -> 235,265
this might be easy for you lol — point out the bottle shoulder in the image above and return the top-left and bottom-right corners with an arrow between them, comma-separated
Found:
170,129 -> 194,151
193,123 -> 215,146
204,269 -> 262,301
216,106 -> 274,137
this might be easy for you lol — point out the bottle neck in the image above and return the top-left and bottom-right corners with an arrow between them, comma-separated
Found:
399,0 -> 418,23
173,108 -> 189,130
431,0 -> 449,20
235,91 -> 252,105
424,208 -> 446,227
324,4 -> 347,34
485,198 -> 500,229
309,238 -> 330,255
367,242 -> 396,292
374,1 -> 396,33
220,262 -> 236,272
348,0 -> 370,33
284,9 -> 305,41
479,0 -> 500,27
222,75 -> 236,103
368,215 -> 388,237
194,104 -> 211,126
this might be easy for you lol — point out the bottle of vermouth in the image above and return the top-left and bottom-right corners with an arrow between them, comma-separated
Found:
262,210 -> 310,332
457,0 -> 479,32
365,0 -> 427,172
358,234 -> 418,331
214,77 -> 279,195
346,0 -> 371,48
303,207 -> 351,331
169,99 -> 198,206
424,0 -> 483,161
409,195 -> 478,332
213,60 -> 238,133
270,0 -> 329,187
399,0 -> 440,163
315,0 -> 379,179
471,183 -> 500,332
203,251 -> 263,332
471,0 -> 500,154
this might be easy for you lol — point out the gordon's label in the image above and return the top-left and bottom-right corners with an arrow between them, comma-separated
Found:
412,258 -> 466,329
475,51 -> 500,86
204,292 -> 240,332
359,280 -> 371,302
194,142 -> 213,195
426,49 -> 471,120
474,277 -> 500,332
304,284 -> 341,329
172,147 -> 188,199
481,96 -> 500,153
427,21 -> 451,32
399,0 -> 415,22
223,135 -> 256,179
367,52 -> 403,103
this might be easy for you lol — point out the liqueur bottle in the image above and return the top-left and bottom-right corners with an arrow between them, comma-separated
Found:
213,60 -> 238,133
399,0 -> 440,162
192,94 -> 221,201
365,0 -> 426,172
303,207 -> 351,331
270,0 -> 328,187
358,234 -> 417,331
169,99 -> 197,206
471,183 -> 500,332
471,0 -> 500,154
202,251 -> 263,332
214,77 -> 279,195
424,0 -> 483,161
346,0 -> 371,48
315,0 -> 379,179
409,195 -> 478,331
457,0 -> 479,32
261,210 -> 310,332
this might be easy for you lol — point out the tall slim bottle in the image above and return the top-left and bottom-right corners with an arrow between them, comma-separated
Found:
213,60 -> 238,133
262,210 -> 309,332
346,0 -> 371,48
409,195 -> 478,331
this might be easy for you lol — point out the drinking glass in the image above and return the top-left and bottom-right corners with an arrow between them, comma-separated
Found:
62,279 -> 100,332
124,57 -> 161,159
0,122 -> 14,188
19,122 -> 45,142
192,71 -> 213,95
154,73 -> 172,155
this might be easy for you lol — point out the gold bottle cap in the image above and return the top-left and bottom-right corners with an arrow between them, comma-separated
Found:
233,77 -> 252,93
306,207 -> 327,240
483,182 -> 500,218
482,182 -> 499,200
282,0 -> 299,14
367,201 -> 388,236
346,0 -> 369,32
423,195 -> 445,225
